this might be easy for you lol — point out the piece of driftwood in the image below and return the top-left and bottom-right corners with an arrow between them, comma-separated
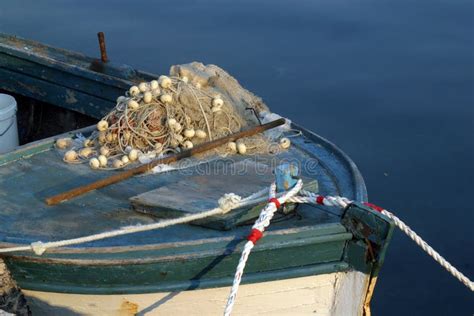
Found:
45,118 -> 285,205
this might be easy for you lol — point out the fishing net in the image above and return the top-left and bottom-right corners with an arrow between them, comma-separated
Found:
57,62 -> 291,170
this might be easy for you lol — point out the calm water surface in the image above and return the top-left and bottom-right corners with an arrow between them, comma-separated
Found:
1,0 -> 473,314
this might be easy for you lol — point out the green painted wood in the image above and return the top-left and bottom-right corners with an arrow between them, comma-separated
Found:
341,202 -> 395,275
0,141 -> 52,166
4,234 -> 349,294
6,261 -> 349,294
0,136 -> 377,295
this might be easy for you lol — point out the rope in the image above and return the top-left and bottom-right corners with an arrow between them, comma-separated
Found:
293,191 -> 474,292
223,180 -> 303,316
0,189 -> 269,256
379,209 -> 474,291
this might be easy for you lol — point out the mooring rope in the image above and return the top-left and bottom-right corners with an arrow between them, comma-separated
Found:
362,202 -> 474,292
292,190 -> 474,292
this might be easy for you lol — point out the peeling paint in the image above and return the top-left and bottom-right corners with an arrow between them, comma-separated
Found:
65,90 -> 78,104
363,276 -> 377,316
15,81 -> 46,96
120,299 -> 138,315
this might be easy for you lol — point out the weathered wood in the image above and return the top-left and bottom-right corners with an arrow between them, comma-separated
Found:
45,119 -> 286,205
342,202 -> 395,275
0,53 -> 125,102
130,160 -> 274,227
5,254 -> 350,294
0,122 -> 362,246
130,160 -> 318,230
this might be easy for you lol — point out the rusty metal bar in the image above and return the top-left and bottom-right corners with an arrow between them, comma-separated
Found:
97,32 -> 108,63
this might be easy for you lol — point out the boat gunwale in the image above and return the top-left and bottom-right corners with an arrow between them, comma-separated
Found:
16,261 -> 350,294
293,122 -> 367,202
0,222 -> 348,255
0,33 -> 154,88
1,232 -> 352,265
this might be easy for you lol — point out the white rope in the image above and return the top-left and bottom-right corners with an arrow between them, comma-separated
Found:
293,191 -> 474,292
0,189 -> 269,256
299,191 -> 473,291
223,180 -> 303,316
380,209 -> 474,291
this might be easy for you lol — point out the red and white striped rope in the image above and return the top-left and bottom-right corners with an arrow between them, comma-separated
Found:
223,180 -> 304,316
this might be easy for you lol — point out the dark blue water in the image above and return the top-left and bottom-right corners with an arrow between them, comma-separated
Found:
1,0 -> 473,314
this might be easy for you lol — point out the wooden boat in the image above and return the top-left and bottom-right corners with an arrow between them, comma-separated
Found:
0,33 -> 394,315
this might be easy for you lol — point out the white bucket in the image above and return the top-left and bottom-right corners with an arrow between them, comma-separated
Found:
0,94 -> 19,154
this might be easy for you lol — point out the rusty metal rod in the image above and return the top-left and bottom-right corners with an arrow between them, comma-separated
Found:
97,32 -> 108,63
45,118 -> 286,206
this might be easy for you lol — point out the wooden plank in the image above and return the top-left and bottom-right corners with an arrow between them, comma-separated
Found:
130,160 -> 318,230
131,160 -> 274,213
